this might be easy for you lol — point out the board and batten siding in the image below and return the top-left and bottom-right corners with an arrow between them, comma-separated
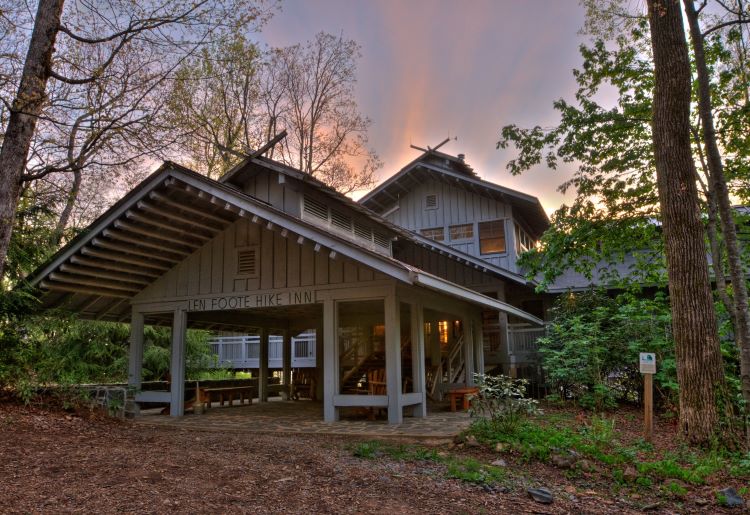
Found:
133,217 -> 388,304
240,170 -> 302,217
383,178 -> 517,272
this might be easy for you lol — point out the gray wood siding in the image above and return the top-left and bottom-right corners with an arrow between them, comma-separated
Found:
134,217 -> 388,303
241,173 -> 302,217
383,178 -> 517,271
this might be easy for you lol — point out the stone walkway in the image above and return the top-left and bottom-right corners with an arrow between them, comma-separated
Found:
135,399 -> 472,439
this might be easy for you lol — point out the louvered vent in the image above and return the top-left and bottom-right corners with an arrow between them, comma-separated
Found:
425,194 -> 438,210
236,247 -> 258,277
373,232 -> 390,249
353,221 -> 371,240
303,195 -> 328,221
330,209 -> 353,231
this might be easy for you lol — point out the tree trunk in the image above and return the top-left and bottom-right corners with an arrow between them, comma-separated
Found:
683,0 -> 750,434
52,168 -> 82,246
647,0 -> 724,445
0,0 -> 65,277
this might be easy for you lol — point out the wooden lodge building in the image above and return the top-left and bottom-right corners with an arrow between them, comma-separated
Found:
27,148 -> 564,424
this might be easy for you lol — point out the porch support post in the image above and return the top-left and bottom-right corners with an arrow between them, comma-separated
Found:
474,315 -> 485,378
464,315 -> 476,387
169,309 -> 187,417
282,329 -> 292,397
259,327 -> 269,402
431,318 -> 443,400
410,302 -> 427,418
385,293 -> 403,424
323,298 -> 338,422
127,309 -> 144,416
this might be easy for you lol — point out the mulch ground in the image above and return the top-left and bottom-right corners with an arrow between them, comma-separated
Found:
0,402 -> 745,514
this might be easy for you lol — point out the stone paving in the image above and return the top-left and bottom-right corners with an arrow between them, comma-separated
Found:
135,399 -> 472,439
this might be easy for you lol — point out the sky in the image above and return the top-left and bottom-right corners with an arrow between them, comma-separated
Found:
254,0 -> 590,213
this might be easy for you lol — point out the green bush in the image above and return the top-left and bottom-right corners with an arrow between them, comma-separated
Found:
469,373 -> 540,434
539,288 -> 677,410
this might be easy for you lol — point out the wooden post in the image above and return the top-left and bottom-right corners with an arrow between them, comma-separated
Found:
169,309 -> 187,417
640,352 -> 656,442
464,316 -> 475,386
385,293 -> 403,424
259,327 -> 268,402
644,373 -> 654,442
127,310 -> 144,417
410,302 -> 427,418
323,299 -> 337,422
282,329 -> 292,398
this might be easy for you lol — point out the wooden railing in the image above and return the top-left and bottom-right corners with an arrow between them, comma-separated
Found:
209,331 -> 316,369
507,326 -> 545,363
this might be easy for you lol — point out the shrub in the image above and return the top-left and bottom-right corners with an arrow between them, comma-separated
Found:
469,373 -> 540,434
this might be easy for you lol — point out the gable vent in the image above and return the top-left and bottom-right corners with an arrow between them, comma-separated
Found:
331,209 -> 353,232
425,194 -> 438,210
303,195 -> 328,221
237,247 -> 258,277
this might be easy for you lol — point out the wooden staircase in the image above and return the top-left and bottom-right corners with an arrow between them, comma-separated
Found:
427,334 -> 465,400
340,337 -> 414,393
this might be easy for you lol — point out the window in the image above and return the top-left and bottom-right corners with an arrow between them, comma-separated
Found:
515,223 -> 535,253
421,227 -> 445,242
425,194 -> 438,210
449,223 -> 473,240
236,247 -> 259,277
479,220 -> 506,254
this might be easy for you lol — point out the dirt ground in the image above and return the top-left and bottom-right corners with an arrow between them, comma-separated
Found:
0,403 -> 744,514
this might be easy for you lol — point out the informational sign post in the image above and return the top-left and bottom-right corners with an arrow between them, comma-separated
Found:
640,353 -> 656,442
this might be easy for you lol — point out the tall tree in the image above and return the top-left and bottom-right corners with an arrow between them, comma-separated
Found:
683,0 -> 750,435
647,0 -> 724,443
0,0 -> 271,278
167,32 -> 381,193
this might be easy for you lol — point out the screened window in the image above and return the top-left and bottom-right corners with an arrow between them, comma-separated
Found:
449,223 -> 473,240
421,227 -> 445,242
479,220 -> 506,254
425,194 -> 438,210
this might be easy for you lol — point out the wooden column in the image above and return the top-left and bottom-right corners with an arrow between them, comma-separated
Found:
431,318 -> 443,400
323,298 -> 338,422
474,315 -> 485,377
385,293 -> 403,424
282,329 -> 292,397
259,327 -> 268,402
316,319 -> 325,401
169,309 -> 187,417
128,310 -> 144,389
127,309 -> 144,416
464,315 -> 475,386
410,302 -> 427,418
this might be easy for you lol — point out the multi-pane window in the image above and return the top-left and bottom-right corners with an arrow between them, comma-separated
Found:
449,223 -> 474,240
421,227 -> 445,242
515,223 -> 535,253
479,220 -> 506,254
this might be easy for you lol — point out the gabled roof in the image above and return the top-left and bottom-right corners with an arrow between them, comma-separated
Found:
24,160 -> 543,326
359,150 -> 550,237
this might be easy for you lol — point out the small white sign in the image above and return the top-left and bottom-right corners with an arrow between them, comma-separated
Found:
640,352 -> 656,374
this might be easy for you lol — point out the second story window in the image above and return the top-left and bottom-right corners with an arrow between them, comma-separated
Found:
449,223 -> 473,240
515,223 -> 535,253
479,220 -> 506,254
421,227 -> 445,242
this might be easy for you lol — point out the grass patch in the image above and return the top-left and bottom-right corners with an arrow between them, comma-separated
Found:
349,440 -> 503,486
467,412 -> 746,489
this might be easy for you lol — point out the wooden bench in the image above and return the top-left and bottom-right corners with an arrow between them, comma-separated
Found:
290,369 -> 317,401
447,387 -> 479,412
201,386 -> 255,409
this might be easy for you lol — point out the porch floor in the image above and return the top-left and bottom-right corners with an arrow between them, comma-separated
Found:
134,399 -> 472,439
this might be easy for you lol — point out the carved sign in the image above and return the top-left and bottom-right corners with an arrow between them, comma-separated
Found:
186,289 -> 315,312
